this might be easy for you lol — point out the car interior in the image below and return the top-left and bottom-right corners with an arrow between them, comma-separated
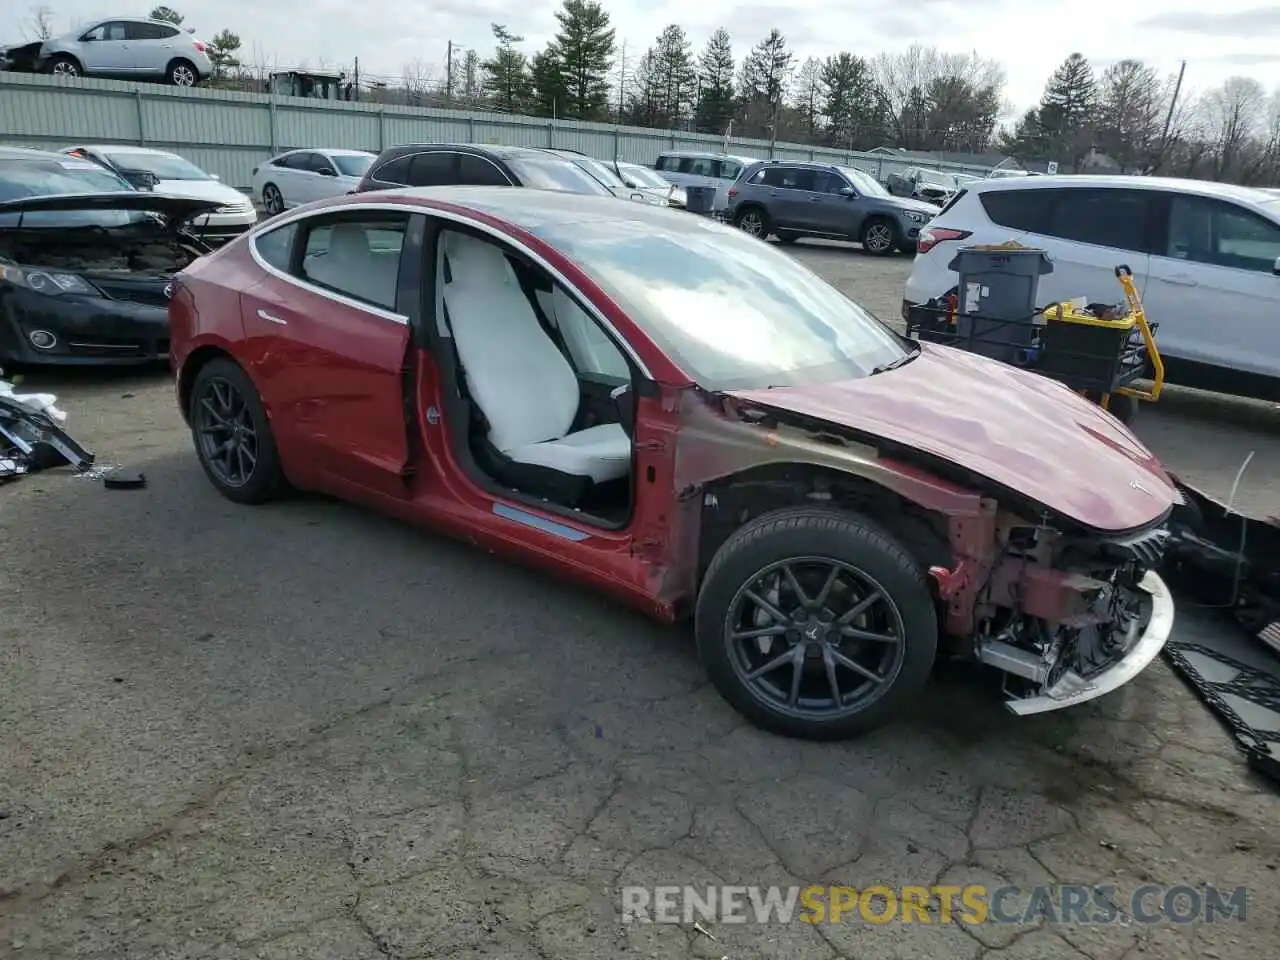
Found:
431,228 -> 637,526
301,221 -> 403,310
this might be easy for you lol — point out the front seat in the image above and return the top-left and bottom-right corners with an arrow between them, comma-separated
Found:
440,231 -> 631,502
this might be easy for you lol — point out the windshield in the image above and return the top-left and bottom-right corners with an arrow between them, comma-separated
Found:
0,157 -> 147,229
332,154 -> 374,177
574,157 -> 628,190
507,157 -> 614,196
532,218 -> 909,390
839,167 -> 889,198
618,163 -> 670,189
915,169 -> 952,187
104,151 -> 209,181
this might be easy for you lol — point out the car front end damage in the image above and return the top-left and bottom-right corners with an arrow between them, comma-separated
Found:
0,193 -> 217,364
662,389 -> 1175,717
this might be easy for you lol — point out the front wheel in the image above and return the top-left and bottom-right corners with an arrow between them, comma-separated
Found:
188,358 -> 287,504
46,55 -> 80,77
695,506 -> 939,740
860,218 -> 898,256
261,183 -> 284,216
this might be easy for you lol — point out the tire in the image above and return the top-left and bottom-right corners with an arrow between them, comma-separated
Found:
46,55 -> 80,78
860,217 -> 898,256
261,183 -> 284,216
695,506 -> 939,740
734,205 -> 770,240
188,358 -> 287,504
166,59 -> 198,87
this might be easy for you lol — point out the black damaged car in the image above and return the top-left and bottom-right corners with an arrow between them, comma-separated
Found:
0,147 -> 220,366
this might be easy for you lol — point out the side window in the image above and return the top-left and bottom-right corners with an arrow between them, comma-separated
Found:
103,21 -> 128,41
979,188 -> 1056,232
1043,188 -> 1151,252
716,160 -> 742,180
297,215 -> 408,310
459,154 -> 510,186
127,22 -> 170,40
760,167 -> 814,190
1166,195 -> 1280,272
81,24 -> 106,41
372,155 -> 411,185
407,152 -> 458,187
679,157 -> 715,176
748,168 -> 767,184
282,152 -> 316,170
252,221 -> 298,272
654,155 -> 672,172
814,171 -> 849,195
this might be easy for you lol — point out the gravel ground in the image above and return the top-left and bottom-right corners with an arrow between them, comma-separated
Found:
1,241 -> 1278,959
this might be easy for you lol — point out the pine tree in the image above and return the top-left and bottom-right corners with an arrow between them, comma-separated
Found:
1096,59 -> 1162,172
1038,53 -> 1098,166
545,0 -> 616,121
695,29 -> 735,135
481,24 -> 533,113
738,29 -> 793,139
819,53 -> 886,150
649,25 -> 695,128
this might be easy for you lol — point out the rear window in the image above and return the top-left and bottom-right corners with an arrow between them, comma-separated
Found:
936,189 -> 967,216
979,188 -> 1056,231
371,155 -> 410,185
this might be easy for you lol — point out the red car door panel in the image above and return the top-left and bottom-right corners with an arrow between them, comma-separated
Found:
240,275 -> 412,499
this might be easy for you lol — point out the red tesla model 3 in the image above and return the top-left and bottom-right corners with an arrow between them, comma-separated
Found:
169,186 -> 1177,740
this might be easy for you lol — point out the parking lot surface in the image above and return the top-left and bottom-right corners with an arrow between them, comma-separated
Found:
1,243 -> 1278,959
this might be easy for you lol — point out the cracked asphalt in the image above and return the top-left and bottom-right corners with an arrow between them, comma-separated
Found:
1,243 -> 1278,959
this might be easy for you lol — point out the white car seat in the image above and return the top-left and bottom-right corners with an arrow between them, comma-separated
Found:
440,231 -> 631,489
304,222 -> 399,308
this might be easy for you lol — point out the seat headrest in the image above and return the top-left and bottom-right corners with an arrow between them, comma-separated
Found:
442,231 -> 513,287
328,222 -> 370,260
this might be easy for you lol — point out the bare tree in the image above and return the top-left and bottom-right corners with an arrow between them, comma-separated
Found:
402,58 -> 437,106
1194,76 -> 1267,179
872,44 -> 1005,151
25,5 -> 56,40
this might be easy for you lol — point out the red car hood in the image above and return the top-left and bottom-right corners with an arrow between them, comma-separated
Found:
729,343 -> 1179,532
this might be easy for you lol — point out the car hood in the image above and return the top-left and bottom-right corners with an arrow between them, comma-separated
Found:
147,179 -> 250,206
727,342 -> 1179,533
885,195 -> 939,215
0,192 -> 224,222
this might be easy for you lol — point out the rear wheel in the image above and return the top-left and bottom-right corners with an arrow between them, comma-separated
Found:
734,206 -> 770,240
860,218 -> 898,256
189,358 -> 286,504
167,59 -> 198,86
695,506 -> 938,740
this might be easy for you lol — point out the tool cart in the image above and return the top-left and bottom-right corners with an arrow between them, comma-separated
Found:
904,245 -> 1164,425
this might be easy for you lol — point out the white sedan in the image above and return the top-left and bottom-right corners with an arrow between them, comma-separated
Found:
251,149 -> 376,216
60,144 -> 257,240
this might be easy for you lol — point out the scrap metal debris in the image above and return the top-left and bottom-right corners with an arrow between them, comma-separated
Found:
0,372 -> 95,480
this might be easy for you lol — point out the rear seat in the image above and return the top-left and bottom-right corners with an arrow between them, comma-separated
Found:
303,222 -> 400,309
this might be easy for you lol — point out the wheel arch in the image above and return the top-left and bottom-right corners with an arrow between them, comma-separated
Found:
46,52 -> 82,72
166,56 -> 197,78
693,462 -> 954,593
178,344 -> 237,423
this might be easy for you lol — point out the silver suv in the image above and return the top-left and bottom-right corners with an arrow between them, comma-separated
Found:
725,160 -> 938,255
23,17 -> 213,86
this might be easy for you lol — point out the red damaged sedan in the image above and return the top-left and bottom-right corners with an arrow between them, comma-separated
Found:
169,186 -> 1177,740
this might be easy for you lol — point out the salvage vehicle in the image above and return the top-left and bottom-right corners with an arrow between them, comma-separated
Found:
61,145 -> 257,242
0,147 -> 218,366
1,16 -> 213,85
170,187 -> 1178,740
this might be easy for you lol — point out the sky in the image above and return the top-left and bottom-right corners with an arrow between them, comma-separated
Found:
5,0 -> 1280,120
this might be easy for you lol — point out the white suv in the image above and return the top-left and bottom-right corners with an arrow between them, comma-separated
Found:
904,175 -> 1280,401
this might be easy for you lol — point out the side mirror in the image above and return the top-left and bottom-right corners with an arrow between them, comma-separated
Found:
839,186 -> 856,198
317,167 -> 336,177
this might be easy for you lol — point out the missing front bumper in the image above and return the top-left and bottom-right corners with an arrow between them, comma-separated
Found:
1005,570 -> 1175,716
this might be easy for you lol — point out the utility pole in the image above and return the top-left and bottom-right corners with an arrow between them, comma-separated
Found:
1161,59 -> 1187,147
616,40 -> 626,120
446,40 -> 453,103
353,57 -> 360,101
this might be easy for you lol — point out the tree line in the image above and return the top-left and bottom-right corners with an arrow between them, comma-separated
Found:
476,3 -> 1004,152
1001,52 -> 1280,185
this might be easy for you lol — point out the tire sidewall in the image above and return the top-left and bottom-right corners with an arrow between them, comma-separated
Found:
861,218 -> 898,256
735,206 -> 770,239
695,506 -> 939,740
188,358 -> 283,503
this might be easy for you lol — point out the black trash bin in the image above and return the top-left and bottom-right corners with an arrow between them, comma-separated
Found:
684,185 -> 716,215
946,246 -> 1054,365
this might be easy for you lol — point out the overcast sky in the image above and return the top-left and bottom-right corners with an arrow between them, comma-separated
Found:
5,0 -> 1280,119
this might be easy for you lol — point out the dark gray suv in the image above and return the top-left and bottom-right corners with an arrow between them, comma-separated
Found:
725,160 -> 937,255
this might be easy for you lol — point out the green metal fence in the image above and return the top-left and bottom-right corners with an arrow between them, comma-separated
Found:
0,71 -> 997,192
